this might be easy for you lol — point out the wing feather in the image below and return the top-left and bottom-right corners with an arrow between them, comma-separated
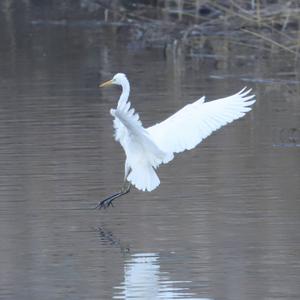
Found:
147,87 -> 255,158
111,105 -> 171,169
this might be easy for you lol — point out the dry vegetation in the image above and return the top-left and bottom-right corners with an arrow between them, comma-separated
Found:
99,0 -> 300,57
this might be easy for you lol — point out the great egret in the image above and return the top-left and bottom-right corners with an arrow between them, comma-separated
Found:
96,73 -> 255,209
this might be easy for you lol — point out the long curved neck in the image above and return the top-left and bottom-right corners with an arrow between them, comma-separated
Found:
117,78 -> 130,109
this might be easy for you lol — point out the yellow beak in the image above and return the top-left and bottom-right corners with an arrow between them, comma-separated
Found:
99,79 -> 113,88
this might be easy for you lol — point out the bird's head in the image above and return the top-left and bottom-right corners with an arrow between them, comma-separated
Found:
99,73 -> 127,88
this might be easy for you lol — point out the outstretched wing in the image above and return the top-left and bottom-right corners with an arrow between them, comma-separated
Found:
147,87 -> 255,159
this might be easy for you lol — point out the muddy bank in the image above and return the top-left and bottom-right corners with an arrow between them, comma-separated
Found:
3,0 -> 300,59
106,0 -> 300,58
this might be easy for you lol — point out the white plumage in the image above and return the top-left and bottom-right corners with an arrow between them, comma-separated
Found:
100,73 -> 256,192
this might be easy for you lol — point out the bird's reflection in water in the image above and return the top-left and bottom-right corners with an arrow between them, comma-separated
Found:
95,227 -> 212,299
95,226 -> 130,254
113,252 -> 213,300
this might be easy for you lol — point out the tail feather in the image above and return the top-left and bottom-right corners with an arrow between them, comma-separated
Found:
127,163 -> 160,192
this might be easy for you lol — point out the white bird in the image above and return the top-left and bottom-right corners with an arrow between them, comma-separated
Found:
96,73 -> 255,209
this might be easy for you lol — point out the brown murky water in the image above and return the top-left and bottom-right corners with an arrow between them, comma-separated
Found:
0,3 -> 300,300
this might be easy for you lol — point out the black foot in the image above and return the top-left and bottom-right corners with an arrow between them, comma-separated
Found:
95,186 -> 131,210
95,192 -> 121,210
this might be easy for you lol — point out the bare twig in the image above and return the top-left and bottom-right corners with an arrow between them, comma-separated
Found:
242,28 -> 298,55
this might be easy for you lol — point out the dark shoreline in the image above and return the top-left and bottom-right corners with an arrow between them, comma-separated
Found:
2,0 -> 300,59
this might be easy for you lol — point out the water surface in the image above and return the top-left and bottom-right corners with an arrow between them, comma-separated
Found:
0,3 -> 299,300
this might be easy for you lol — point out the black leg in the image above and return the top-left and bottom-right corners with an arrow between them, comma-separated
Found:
95,183 -> 131,210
